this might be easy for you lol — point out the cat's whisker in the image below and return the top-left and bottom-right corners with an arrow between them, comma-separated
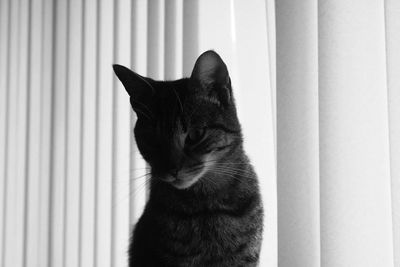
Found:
111,173 -> 152,185
211,169 -> 254,179
128,167 -> 151,172
108,167 -> 150,179
201,174 -> 219,188
201,161 -> 254,173
211,164 -> 253,171
130,176 -> 151,197
211,162 -> 248,165
206,170 -> 245,185
186,165 -> 205,174
113,167 -> 151,176
204,159 -> 248,164
214,166 -> 253,174
207,164 -> 251,171
129,177 -> 152,200
211,168 -> 244,175
114,177 -> 151,208
129,172 -> 152,181
209,167 -> 253,180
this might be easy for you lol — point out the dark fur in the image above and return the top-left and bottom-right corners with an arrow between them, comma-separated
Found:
113,51 -> 263,267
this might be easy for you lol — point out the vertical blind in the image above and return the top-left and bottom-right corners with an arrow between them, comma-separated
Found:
276,0 -> 400,266
2,0 -> 399,267
0,0 -> 277,266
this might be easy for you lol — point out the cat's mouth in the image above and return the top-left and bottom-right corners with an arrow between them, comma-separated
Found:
160,165 -> 209,189
170,176 -> 199,189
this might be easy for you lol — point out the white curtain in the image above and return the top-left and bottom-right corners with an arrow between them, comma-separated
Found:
276,1 -> 400,267
0,0 -> 276,266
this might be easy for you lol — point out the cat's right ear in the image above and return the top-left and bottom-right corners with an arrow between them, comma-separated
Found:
190,50 -> 232,107
112,64 -> 155,98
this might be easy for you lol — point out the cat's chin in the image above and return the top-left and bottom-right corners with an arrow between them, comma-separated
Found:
169,167 -> 209,189
170,177 -> 199,189
156,173 -> 201,189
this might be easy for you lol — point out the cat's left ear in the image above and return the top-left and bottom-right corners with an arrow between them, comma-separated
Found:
190,50 -> 232,106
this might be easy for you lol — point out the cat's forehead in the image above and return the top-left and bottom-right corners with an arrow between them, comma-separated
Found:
148,80 -> 228,126
153,80 -> 221,107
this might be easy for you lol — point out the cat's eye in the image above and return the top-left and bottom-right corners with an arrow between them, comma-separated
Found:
186,128 -> 206,146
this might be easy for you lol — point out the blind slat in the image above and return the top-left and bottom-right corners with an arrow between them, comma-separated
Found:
79,0 -> 98,266
38,0 -> 54,265
64,0 -> 84,265
276,0 -> 320,266
50,0 -> 69,265
164,0 -> 183,79
0,0 -> 10,263
319,1 -> 394,265
147,0 -> 164,80
96,0 -> 114,266
4,0 -> 29,266
112,0 -> 132,266
25,0 -> 44,265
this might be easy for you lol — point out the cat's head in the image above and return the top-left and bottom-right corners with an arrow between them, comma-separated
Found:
113,50 -> 242,189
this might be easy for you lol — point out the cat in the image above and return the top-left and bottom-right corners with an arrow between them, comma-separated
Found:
113,50 -> 263,267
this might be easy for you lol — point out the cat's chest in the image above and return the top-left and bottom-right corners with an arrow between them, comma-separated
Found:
150,209 -> 249,248
169,213 -> 239,235
148,195 -> 260,241
134,199 -> 262,265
